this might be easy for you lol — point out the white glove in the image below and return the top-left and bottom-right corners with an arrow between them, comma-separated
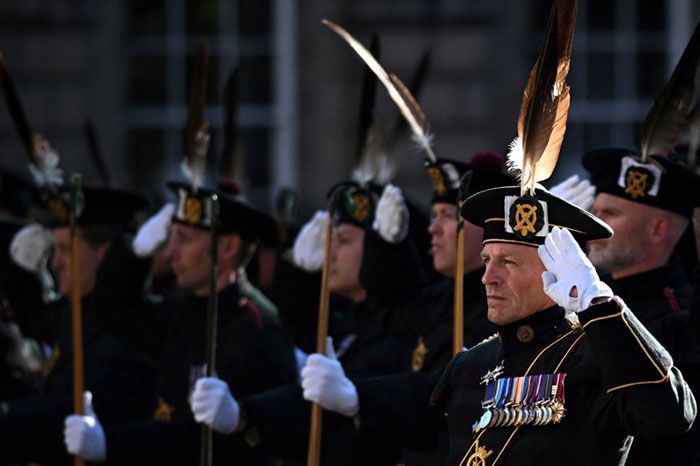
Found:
64,391 -> 106,461
10,224 -> 52,273
549,175 -> 596,212
190,377 -> 240,434
372,184 -> 409,244
292,210 -> 329,272
538,227 -> 613,313
132,203 -> 175,258
301,337 -> 359,417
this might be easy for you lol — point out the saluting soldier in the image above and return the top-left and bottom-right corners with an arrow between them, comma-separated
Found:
432,181 -> 696,465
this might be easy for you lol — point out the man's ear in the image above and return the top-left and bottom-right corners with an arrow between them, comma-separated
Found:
648,216 -> 669,247
218,233 -> 241,263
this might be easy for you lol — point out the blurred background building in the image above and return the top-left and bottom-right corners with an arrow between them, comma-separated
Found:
0,0 -> 698,222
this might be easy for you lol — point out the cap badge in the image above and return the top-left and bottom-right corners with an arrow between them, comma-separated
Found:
427,166 -> 447,195
351,191 -> 371,223
624,167 -> 654,199
617,156 -> 661,199
505,196 -> 548,239
184,197 -> 203,224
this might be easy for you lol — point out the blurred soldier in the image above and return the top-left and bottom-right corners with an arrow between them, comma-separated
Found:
63,180 -> 298,466
0,186 -> 158,465
187,177 -> 431,465
299,153 -> 513,466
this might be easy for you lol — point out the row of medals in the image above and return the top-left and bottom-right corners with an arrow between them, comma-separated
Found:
473,364 -> 566,433
476,397 -> 566,432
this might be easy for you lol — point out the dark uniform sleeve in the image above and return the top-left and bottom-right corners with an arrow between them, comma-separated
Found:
578,297 -> 697,438
353,369 -> 446,444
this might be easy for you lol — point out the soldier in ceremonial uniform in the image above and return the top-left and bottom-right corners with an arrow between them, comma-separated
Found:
0,185 -> 158,465
186,177 -> 430,465
430,185 -> 696,465
63,180 -> 298,466
581,148 -> 700,465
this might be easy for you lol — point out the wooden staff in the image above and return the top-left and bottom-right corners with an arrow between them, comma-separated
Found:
453,218 -> 465,355
68,174 -> 85,466
307,216 -> 333,466
200,195 -> 220,466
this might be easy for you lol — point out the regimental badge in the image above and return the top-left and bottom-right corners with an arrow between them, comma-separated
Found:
466,439 -> 493,466
184,197 -> 203,224
617,156 -> 662,199
351,191 -> 371,223
504,195 -> 548,239
411,337 -> 428,372
47,198 -> 68,223
427,166 -> 447,195
153,397 -> 175,422
174,187 -> 214,228
623,167 -> 655,199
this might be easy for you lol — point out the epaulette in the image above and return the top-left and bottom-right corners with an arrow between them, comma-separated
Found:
476,332 -> 500,347
239,297 -> 263,331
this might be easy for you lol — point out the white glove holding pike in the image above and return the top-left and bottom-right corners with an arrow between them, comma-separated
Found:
301,337 -> 359,417
190,377 -> 240,434
64,391 -> 106,461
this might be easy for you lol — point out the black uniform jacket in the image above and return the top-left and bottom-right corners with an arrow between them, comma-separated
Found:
345,268 -> 493,466
431,301 -> 696,466
237,292 -> 418,465
0,237 -> 158,465
103,281 -> 297,466
607,258 -> 700,466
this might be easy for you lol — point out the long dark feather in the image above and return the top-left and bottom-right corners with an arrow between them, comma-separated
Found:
640,21 -> 700,162
0,54 -> 62,191
385,50 -> 431,151
0,55 -> 37,166
183,40 -> 210,191
84,120 -> 111,186
508,0 -> 577,195
220,67 -> 243,185
355,33 -> 380,165
323,19 -> 437,162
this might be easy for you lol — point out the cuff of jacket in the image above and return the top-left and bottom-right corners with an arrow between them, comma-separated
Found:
578,296 -> 673,393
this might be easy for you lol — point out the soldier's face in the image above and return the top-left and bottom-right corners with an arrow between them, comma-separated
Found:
480,242 -> 554,325
589,193 -> 646,278
165,223 -> 212,294
429,202 -> 484,277
329,223 -> 366,302
50,227 -> 109,297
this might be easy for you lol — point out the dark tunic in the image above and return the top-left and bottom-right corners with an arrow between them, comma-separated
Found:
432,301 -> 696,466
103,281 -> 298,466
237,290 -> 418,465
607,258 -> 700,466
350,268 -> 494,466
0,237 -> 158,466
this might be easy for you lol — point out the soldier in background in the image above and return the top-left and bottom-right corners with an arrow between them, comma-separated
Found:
64,179 -> 298,466
0,185 -> 158,465
582,148 -> 700,465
